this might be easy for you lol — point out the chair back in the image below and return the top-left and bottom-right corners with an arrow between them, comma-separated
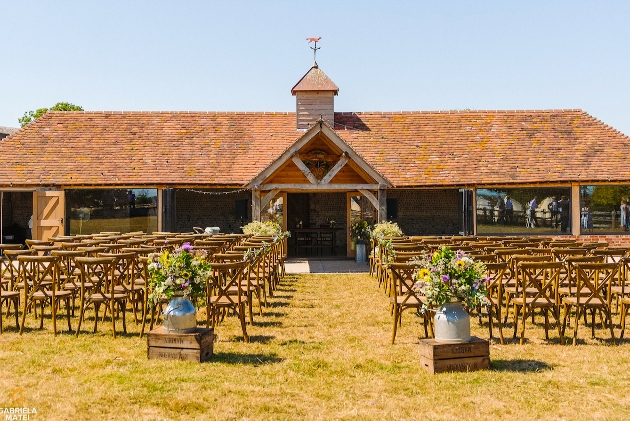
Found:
516,261 -> 563,307
591,248 -> 629,264
17,255 -> 61,297
573,262 -> 618,307
388,262 -> 423,308
209,260 -> 248,306
75,256 -> 117,297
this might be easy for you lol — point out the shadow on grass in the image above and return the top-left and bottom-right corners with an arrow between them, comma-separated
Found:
254,320 -> 283,328
261,311 -> 287,318
210,352 -> 284,365
224,334 -> 276,344
490,359 -> 553,372
266,301 -> 289,308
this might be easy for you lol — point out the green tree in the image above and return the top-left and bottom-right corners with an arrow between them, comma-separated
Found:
19,102 -> 84,127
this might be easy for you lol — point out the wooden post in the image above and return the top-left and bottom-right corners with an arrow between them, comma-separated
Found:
252,188 -> 261,221
571,184 -> 580,236
378,187 -> 387,222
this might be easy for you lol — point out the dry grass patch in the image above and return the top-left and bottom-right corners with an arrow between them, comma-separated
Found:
1,272 -> 630,420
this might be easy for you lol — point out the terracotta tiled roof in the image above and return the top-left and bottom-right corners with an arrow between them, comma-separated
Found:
291,64 -> 339,95
0,111 -> 300,187
335,110 -> 630,186
1,109 -> 629,188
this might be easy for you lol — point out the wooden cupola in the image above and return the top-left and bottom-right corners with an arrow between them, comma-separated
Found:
291,62 -> 339,130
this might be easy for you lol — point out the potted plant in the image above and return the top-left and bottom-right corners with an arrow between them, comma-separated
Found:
147,243 -> 213,333
350,220 -> 371,263
413,247 -> 488,343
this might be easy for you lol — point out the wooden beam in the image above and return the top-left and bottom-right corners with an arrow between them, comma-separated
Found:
261,183 -> 381,191
378,188 -> 387,223
291,155 -> 319,185
571,184 -> 580,236
358,189 -> 379,210
260,189 -> 280,210
252,189 -> 261,221
320,153 -> 349,185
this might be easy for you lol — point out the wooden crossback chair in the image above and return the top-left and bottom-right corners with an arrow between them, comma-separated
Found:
512,261 -> 563,344
561,262 -> 618,345
50,249 -> 87,316
75,256 -> 127,338
612,257 -> 630,315
205,260 -> 250,343
480,262 -> 508,344
503,254 -> 553,321
18,255 -> 72,335
388,262 -> 430,344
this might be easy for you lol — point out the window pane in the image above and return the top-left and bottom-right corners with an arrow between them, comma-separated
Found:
580,185 -> 630,234
65,188 -> 158,235
262,196 -> 283,227
476,187 -> 571,235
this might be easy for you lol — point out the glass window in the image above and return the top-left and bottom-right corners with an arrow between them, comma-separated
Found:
580,185 -> 630,234
65,188 -> 158,235
261,196 -> 284,228
476,187 -> 571,235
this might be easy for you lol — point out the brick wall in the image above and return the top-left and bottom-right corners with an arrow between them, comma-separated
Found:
550,235 -> 630,247
387,189 -> 460,235
1,191 -> 32,242
2,192 -> 31,227
175,189 -> 251,234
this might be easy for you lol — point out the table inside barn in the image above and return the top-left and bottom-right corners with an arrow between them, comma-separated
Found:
291,228 -> 342,255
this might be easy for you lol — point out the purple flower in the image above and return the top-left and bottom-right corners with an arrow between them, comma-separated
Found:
182,242 -> 193,251
441,275 -> 450,283
430,266 -> 437,272
485,276 -> 492,283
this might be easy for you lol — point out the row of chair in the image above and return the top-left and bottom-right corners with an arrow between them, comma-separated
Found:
372,235 -> 630,345
0,231 -> 287,341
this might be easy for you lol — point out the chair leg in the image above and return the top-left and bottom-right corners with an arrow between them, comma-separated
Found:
391,304 -> 399,345
620,303 -> 628,339
66,298 -> 72,332
573,308 -> 581,346
519,305 -> 527,345
52,296 -> 58,336
239,303 -> 249,343
111,300 -> 117,338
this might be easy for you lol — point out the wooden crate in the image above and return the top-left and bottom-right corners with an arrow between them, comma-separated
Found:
147,327 -> 214,363
419,336 -> 489,374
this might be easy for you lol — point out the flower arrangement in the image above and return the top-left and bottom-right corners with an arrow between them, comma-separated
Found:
371,221 -> 403,240
413,247 -> 488,310
350,220 -> 371,244
147,243 -> 213,307
241,221 -> 291,239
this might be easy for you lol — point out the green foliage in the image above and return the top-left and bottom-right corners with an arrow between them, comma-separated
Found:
590,186 -> 630,211
241,220 -> 290,239
147,243 -> 212,308
350,220 -> 371,244
413,247 -> 488,310
371,221 -> 403,241
19,102 -> 84,127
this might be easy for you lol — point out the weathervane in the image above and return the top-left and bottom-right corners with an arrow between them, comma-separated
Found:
306,37 -> 321,63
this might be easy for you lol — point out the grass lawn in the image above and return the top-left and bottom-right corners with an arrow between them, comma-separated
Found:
2,271 -> 630,420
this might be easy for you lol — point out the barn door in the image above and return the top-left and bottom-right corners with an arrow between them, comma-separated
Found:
459,189 -> 474,236
33,191 -> 65,241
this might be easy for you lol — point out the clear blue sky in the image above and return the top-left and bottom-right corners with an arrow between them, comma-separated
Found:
1,1 -> 629,135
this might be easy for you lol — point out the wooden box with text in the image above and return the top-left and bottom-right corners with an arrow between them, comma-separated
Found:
418,336 -> 489,374
147,327 -> 214,363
